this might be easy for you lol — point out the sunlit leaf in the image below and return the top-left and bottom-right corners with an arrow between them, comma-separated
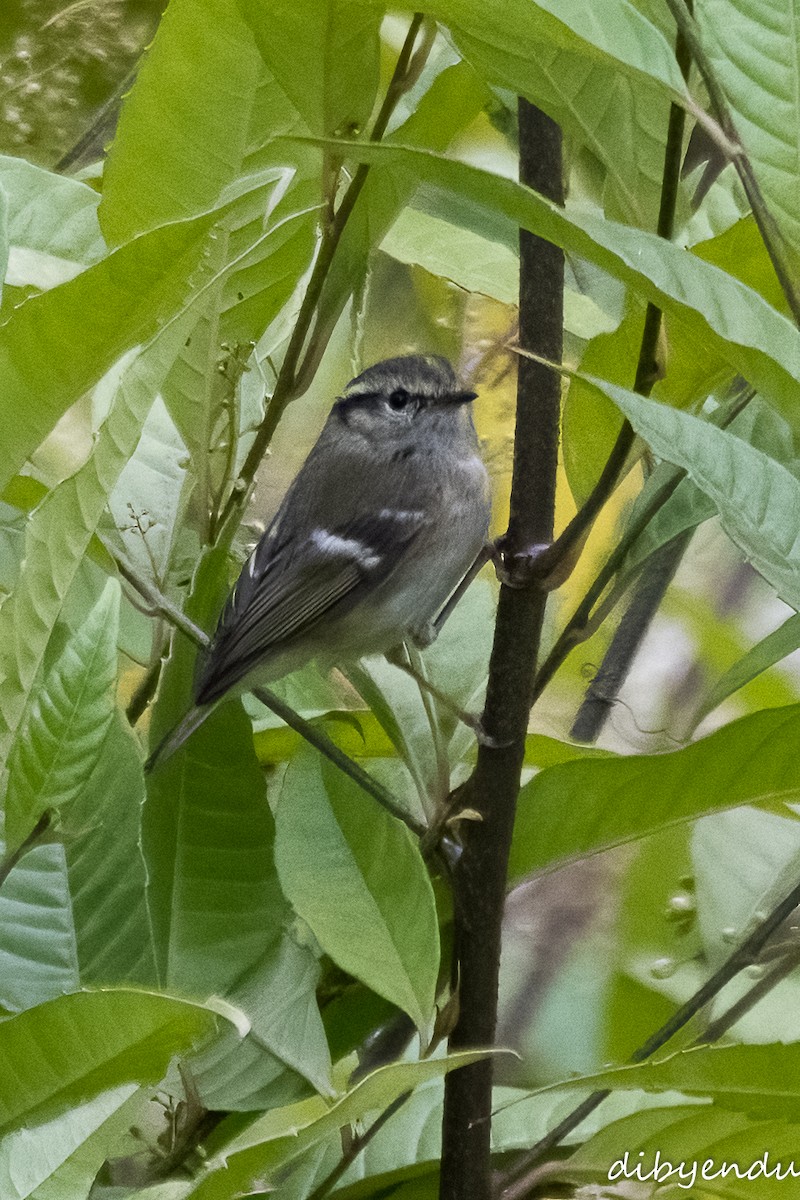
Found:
0,845 -> 78,1013
100,0 -> 264,244
538,1041 -> 800,1122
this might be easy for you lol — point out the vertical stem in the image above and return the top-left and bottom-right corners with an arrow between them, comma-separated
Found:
438,101 -> 563,1200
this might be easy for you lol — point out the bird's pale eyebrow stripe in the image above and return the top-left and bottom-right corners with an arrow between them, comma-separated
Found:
310,528 -> 382,568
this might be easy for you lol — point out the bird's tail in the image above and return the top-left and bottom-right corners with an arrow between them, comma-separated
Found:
145,703 -> 215,773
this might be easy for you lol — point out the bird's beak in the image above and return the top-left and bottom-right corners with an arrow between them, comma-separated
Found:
442,389 -> 479,406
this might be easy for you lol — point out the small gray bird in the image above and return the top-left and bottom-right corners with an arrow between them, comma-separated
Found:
147,354 -> 490,769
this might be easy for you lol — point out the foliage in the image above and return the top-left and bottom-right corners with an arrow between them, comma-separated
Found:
1,0 -> 800,1197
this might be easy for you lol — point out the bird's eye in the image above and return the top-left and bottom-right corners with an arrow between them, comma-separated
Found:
387,388 -> 412,411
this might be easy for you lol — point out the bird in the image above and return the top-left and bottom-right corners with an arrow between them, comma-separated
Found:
146,353 -> 491,770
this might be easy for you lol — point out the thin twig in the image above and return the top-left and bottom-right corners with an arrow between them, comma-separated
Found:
303,1093 -> 412,1200
530,385 -> 754,705
251,687 -> 426,838
215,14 -> 427,540
109,546 -> 426,839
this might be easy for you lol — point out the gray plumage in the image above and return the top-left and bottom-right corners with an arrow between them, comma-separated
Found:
147,354 -> 490,770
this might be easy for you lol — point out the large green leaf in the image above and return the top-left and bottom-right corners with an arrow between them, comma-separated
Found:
142,699 -> 287,996
5,580 -> 120,852
191,932 -> 331,1110
697,0 -> 800,264
237,0 -> 382,138
447,0 -> 678,225
583,376 -> 800,610
509,703 -> 800,881
0,990 -> 222,1137
100,0 -> 264,244
142,548 -> 287,997
0,156 -> 103,266
102,0 -> 320,514
275,750 -> 439,1031
304,141 -> 800,414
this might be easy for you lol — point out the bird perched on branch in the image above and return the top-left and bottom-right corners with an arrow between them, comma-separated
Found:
147,353 -> 490,770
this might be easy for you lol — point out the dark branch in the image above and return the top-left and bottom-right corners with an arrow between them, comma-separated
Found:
439,101 -> 563,1200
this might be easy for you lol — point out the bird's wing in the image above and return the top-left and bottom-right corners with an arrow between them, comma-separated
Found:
196,508 -> 427,703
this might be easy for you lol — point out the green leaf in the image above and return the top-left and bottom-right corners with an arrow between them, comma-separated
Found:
275,750 -> 439,1031
315,61 -> 489,344
0,209 -> 217,497
0,180 -> 8,308
143,548 -> 287,996
5,580 -> 120,851
0,845 -> 79,1012
143,701 -> 287,996
302,141 -> 800,414
562,301 -> 645,504
0,155 -> 104,266
0,990 -> 221,1137
237,0 -> 382,138
381,206 -> 519,304
191,933 -> 331,1110
0,1085 -> 144,1200
541,1042 -> 800,1123
699,612 -> 800,722
0,332 -> 182,764
65,716 -> 156,988
190,1050 -> 498,1199
100,0 -> 264,244
697,1 -> 800,265
509,703 -> 800,881
417,0 -> 683,227
621,393 -> 798,578
583,377 -> 800,610
0,157 -> 104,296
425,0 -> 689,100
